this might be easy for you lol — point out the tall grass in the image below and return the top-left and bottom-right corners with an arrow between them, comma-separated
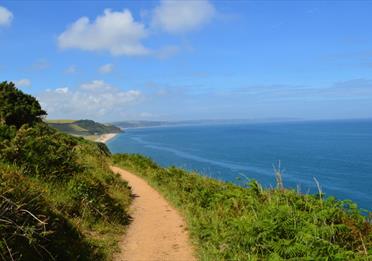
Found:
0,124 -> 132,260
0,164 -> 95,260
113,153 -> 372,260
0,84 -> 131,260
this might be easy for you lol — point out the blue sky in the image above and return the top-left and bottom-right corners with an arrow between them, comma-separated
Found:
0,0 -> 371,122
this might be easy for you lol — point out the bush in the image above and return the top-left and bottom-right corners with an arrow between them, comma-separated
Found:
0,125 -> 16,141
0,81 -> 132,260
0,81 -> 46,129
0,134 -> 132,260
0,123 -> 81,180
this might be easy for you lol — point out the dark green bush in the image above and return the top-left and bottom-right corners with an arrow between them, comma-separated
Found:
0,123 -> 81,180
0,81 -> 46,129
0,125 -> 16,141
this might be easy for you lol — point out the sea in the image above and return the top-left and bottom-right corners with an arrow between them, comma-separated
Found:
107,119 -> 372,211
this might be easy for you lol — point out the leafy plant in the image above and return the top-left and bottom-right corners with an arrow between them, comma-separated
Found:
0,81 -> 46,129
0,123 -> 81,180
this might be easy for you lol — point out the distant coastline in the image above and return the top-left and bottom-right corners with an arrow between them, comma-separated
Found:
111,117 -> 372,130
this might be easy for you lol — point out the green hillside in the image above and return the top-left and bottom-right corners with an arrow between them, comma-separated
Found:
46,119 -> 76,124
0,81 -> 131,260
47,119 -> 122,136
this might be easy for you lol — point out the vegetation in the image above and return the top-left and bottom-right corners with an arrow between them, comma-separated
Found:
0,82 -> 131,260
113,154 -> 372,260
0,82 -> 46,129
47,119 -> 122,136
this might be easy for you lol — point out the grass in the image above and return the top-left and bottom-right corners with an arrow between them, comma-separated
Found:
0,124 -> 131,260
47,122 -> 91,136
47,120 -> 122,137
113,153 -> 372,260
0,163 -> 95,260
0,84 -> 130,260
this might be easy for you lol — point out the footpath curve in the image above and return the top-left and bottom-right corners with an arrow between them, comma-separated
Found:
110,166 -> 196,261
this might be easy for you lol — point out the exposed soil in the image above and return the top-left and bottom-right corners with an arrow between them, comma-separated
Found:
110,166 -> 196,261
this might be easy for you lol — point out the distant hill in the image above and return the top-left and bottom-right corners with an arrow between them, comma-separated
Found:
47,119 -> 122,136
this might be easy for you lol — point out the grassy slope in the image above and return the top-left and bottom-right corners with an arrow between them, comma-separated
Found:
0,124 -> 131,260
48,122 -> 91,136
113,154 -> 372,260
47,119 -> 122,136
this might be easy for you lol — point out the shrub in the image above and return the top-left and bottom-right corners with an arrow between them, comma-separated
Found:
0,125 -> 16,141
0,81 -> 46,129
0,135 -> 131,260
0,123 -> 81,180
0,82 -> 132,260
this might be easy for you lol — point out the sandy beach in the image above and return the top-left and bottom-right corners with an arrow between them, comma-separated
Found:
95,133 -> 119,143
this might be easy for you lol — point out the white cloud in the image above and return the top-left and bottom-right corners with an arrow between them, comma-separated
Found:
58,2 -> 217,58
0,6 -> 13,26
80,80 -> 113,91
152,0 -> 215,34
55,87 -> 69,94
65,65 -> 77,74
99,63 -> 114,74
38,80 -> 141,120
14,79 -> 31,88
58,9 -> 149,56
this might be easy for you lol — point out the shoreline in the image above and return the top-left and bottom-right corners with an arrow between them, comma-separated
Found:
95,133 -> 119,143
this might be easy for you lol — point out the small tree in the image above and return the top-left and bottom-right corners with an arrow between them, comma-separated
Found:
0,81 -> 47,129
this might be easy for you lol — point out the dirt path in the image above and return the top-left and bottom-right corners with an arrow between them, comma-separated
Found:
110,166 -> 196,261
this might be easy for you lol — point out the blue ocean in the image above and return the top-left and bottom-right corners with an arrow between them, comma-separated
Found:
108,120 -> 372,211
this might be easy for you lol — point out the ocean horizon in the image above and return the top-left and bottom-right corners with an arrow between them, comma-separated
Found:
108,119 -> 372,211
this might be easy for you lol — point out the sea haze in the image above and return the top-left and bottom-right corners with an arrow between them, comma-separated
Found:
108,119 -> 372,211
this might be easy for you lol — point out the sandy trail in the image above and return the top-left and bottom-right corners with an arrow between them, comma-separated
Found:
110,166 -> 196,261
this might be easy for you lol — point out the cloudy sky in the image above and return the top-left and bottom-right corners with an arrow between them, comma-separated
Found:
1,1 -> 372,122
